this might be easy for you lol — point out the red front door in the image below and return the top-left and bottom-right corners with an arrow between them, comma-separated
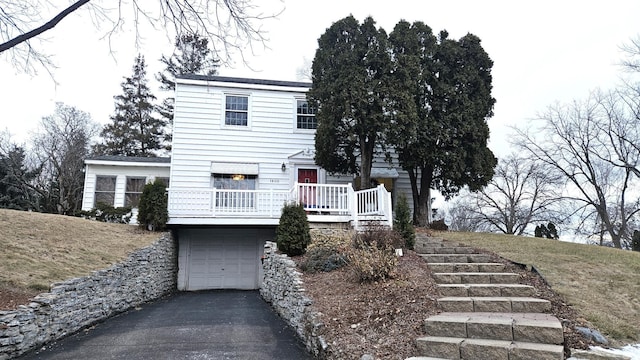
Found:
298,169 -> 318,207
298,169 -> 317,184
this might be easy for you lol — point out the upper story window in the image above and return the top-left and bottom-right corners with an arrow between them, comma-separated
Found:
94,175 -> 116,206
296,99 -> 317,129
125,177 -> 146,207
225,95 -> 249,126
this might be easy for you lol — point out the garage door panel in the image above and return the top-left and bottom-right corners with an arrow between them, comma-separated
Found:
186,233 -> 260,290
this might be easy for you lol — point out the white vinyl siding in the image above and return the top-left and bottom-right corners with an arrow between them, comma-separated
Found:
170,77 -> 419,218
81,164 -> 170,211
171,82 -> 317,192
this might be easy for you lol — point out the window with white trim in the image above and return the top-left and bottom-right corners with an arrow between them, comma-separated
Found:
225,95 -> 249,126
296,99 -> 317,129
213,174 -> 257,209
94,175 -> 116,206
125,177 -> 146,207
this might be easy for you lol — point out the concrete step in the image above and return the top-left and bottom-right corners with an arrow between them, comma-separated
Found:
438,284 -> 536,297
419,253 -> 493,264
415,336 -> 564,360
424,312 -> 563,344
437,297 -> 551,313
428,262 -> 506,273
420,246 -> 477,254
432,272 -> 520,284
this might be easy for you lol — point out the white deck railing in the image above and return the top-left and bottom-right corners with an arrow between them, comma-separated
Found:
168,188 -> 290,217
168,183 -> 393,228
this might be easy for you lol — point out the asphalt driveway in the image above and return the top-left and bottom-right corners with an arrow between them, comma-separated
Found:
19,290 -> 313,360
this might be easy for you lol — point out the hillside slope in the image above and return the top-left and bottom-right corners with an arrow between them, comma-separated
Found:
0,209 -> 160,305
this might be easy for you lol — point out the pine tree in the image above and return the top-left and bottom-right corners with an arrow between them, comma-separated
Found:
94,55 -> 166,157
157,34 -> 219,143
0,145 -> 39,210
393,193 -> 415,249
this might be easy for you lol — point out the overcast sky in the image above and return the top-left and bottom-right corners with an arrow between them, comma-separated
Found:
1,0 -> 639,155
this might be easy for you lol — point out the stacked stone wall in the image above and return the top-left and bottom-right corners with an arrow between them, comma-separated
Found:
260,241 -> 328,358
0,233 -> 176,360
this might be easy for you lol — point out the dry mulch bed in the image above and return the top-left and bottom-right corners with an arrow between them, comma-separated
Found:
300,250 -> 440,359
0,286 -> 40,311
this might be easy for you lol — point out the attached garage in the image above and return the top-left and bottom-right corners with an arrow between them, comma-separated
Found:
176,227 -> 275,291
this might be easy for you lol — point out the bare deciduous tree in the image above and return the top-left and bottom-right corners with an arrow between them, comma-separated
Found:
465,154 -> 564,235
445,195 -> 487,233
513,90 -> 640,248
0,0 -> 279,74
32,102 -> 99,214
620,35 -> 640,73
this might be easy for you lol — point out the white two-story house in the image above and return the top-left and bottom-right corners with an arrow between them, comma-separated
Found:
82,75 -> 413,291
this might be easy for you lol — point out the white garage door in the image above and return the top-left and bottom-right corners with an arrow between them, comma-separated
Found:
181,229 -> 262,291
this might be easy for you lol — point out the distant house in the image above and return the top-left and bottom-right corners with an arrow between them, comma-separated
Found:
82,75 -> 415,291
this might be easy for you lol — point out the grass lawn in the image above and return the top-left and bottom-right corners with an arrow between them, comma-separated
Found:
436,230 -> 640,344
0,208 -> 160,291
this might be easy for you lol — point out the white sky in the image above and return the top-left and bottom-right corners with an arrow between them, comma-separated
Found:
1,0 -> 639,156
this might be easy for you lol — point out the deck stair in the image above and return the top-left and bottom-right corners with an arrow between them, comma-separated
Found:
409,234 -> 565,360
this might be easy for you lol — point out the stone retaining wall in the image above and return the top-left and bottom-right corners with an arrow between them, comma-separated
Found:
260,241 -> 328,358
0,232 -> 176,360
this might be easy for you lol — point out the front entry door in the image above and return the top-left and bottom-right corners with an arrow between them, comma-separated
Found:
298,169 -> 318,207
298,169 -> 318,184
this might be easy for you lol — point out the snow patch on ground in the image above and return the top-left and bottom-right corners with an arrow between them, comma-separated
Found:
591,344 -> 640,359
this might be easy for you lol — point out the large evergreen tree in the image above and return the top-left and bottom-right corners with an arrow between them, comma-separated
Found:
0,144 -> 39,210
157,33 -> 219,129
94,54 -> 166,157
308,16 -> 415,189
389,24 -> 497,225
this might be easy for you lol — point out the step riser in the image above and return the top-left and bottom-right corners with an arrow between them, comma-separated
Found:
433,273 -> 520,284
424,319 -> 563,344
438,285 -> 535,297
428,263 -> 506,273
419,254 -> 493,263
437,298 -> 551,313
420,247 -> 478,254
416,337 -> 563,360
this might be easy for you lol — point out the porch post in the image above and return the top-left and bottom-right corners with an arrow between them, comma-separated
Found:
348,183 -> 357,230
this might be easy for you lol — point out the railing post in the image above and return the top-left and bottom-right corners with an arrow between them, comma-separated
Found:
386,190 -> 393,229
214,188 -> 216,216
348,183 -> 357,230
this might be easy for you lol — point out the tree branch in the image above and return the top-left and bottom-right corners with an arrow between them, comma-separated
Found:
0,0 -> 91,53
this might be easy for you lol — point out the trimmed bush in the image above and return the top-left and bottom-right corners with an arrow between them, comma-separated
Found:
80,203 -> 132,224
276,202 -> 311,256
300,246 -> 348,273
137,179 -> 169,231
394,193 -> 415,249
301,231 -> 352,273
